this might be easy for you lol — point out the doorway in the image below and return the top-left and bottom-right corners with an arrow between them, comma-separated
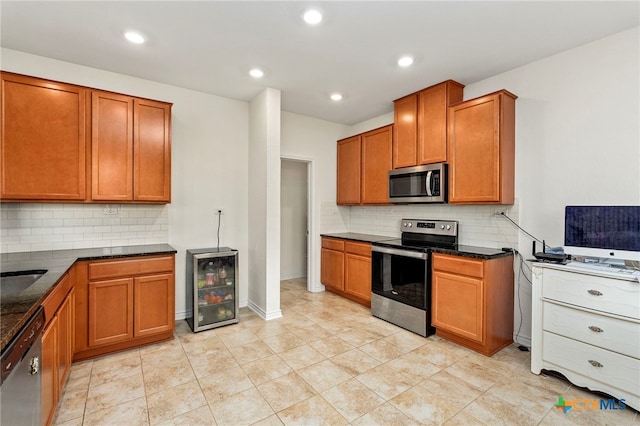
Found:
280,158 -> 311,291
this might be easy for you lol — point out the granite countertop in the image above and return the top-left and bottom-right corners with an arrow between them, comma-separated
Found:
432,245 -> 514,260
321,232 -> 513,260
1,244 -> 177,352
321,232 -> 396,243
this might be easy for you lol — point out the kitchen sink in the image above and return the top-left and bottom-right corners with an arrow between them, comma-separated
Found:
1,270 -> 47,296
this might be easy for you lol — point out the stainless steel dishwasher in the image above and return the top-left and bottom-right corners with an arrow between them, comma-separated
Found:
1,306 -> 45,426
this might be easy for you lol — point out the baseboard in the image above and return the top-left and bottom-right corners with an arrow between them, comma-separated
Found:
280,273 -> 306,280
514,334 -> 531,348
247,300 -> 283,321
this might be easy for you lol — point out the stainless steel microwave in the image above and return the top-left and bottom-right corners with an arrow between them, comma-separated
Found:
388,163 -> 447,203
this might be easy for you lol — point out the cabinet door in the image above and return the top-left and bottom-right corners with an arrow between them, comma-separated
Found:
417,81 -> 463,165
56,289 -> 74,391
134,273 -> 175,337
393,93 -> 417,169
91,91 -> 134,201
88,278 -> 134,347
336,135 -> 361,205
361,125 -> 392,204
41,316 -> 58,426
344,253 -> 372,302
432,270 -> 485,343
1,72 -> 86,200
321,248 -> 344,291
134,99 -> 171,202
448,91 -> 515,204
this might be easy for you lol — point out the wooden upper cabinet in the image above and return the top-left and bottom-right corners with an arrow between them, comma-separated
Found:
361,125 -> 392,204
134,99 -> 171,202
336,135 -> 361,205
0,72 -> 86,200
393,94 -> 418,168
393,80 -> 464,169
92,91 -> 134,201
418,81 -> 464,164
448,90 -> 516,204
91,91 -> 172,203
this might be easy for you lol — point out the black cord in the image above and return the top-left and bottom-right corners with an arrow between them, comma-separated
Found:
498,212 -> 549,248
217,211 -> 221,251
513,250 -> 532,348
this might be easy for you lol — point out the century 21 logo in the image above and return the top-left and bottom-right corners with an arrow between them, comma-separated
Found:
555,396 -> 627,413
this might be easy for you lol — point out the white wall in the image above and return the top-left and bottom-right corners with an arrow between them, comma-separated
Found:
248,88 -> 282,320
280,112 -> 349,291
280,160 -> 307,280
0,48 -> 250,319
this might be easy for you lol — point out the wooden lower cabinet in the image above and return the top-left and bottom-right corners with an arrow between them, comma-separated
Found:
41,316 -> 58,426
41,281 -> 75,426
432,253 -> 514,356
321,238 -> 345,291
321,237 -> 372,307
74,254 -> 175,360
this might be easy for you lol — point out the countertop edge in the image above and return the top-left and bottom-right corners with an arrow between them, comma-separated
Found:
1,244 -> 177,352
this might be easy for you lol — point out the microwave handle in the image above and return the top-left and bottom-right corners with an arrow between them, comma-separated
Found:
425,171 -> 433,196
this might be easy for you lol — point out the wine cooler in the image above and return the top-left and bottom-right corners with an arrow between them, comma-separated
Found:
186,247 -> 238,332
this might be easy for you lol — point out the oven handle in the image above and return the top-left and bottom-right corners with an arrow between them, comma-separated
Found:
371,246 -> 428,260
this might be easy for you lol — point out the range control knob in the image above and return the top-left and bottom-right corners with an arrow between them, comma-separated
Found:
446,225 -> 451,230
407,223 -> 412,228
440,225 -> 445,230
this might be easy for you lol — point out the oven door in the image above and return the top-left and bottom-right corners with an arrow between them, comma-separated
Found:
371,246 -> 429,310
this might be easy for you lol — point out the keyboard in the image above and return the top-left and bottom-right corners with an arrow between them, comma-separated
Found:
565,261 -> 640,281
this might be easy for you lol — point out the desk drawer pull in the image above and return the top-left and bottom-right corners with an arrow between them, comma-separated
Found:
588,326 -> 604,333
588,360 -> 604,368
587,289 -> 603,296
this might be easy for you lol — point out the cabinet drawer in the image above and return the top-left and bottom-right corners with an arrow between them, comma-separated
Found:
345,241 -> 371,257
543,302 -> 640,358
433,254 -> 483,278
542,269 -> 640,319
41,272 -> 72,324
543,331 -> 640,396
88,256 -> 174,280
322,238 -> 345,251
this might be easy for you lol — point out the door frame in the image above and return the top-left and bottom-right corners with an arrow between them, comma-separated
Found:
280,155 -> 314,292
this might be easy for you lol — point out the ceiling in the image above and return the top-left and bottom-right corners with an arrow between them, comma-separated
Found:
1,1 -> 638,125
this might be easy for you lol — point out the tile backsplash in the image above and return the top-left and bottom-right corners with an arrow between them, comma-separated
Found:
0,203 -> 168,253
321,200 -> 520,251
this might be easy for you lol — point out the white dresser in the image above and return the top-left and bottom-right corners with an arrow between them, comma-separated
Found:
531,263 -> 640,411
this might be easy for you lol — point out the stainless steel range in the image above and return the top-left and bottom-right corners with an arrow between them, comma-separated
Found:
371,219 -> 458,336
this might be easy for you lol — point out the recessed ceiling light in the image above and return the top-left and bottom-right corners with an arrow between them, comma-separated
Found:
124,31 -> 145,44
303,9 -> 323,25
330,93 -> 343,101
397,56 -> 414,67
249,68 -> 264,78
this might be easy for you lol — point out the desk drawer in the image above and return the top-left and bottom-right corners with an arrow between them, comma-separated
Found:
543,331 -> 640,396
543,302 -> 640,358
542,269 -> 640,319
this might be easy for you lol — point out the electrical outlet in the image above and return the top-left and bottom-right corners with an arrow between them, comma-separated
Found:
103,205 -> 118,215
215,208 -> 224,215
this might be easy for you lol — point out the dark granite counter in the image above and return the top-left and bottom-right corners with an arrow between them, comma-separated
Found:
321,232 -> 395,244
321,233 -> 513,260
432,245 -> 514,260
1,244 -> 176,352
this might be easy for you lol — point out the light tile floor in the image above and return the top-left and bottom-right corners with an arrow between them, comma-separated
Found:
54,278 -> 638,425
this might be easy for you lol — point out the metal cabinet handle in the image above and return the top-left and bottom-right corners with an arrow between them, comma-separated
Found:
587,289 -> 603,296
588,326 -> 604,333
29,356 -> 39,375
588,360 -> 603,368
